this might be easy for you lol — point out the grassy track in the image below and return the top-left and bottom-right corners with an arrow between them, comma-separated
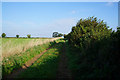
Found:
2,39 -> 58,77
18,39 -> 65,79
66,41 -> 82,80
57,41 -> 72,79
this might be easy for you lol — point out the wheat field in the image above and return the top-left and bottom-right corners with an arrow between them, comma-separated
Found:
2,37 -> 61,58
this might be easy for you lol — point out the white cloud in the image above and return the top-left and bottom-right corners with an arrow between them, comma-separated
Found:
71,10 -> 76,14
106,2 -> 114,6
113,0 -> 119,2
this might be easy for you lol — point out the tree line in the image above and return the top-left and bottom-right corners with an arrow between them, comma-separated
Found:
1,33 -> 31,38
1,32 -> 64,38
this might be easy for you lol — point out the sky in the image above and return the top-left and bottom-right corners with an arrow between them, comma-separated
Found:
1,0 -> 120,2
118,1 -> 120,27
2,2 -> 118,37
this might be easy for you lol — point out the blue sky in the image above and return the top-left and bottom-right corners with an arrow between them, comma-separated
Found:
2,2 -> 118,37
2,0 -> 119,2
118,1 -> 120,27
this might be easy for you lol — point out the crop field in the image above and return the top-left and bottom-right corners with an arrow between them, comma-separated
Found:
2,37 -> 60,58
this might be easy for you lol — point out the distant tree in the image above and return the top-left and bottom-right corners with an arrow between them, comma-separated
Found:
16,35 -> 19,38
2,33 -> 6,38
58,33 -> 63,37
27,34 -> 31,38
53,32 -> 58,37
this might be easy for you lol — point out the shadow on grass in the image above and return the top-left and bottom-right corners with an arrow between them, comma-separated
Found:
66,31 -> 120,79
3,39 -> 65,79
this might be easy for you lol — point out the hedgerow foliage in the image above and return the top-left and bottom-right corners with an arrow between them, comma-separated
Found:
66,16 -> 120,78
66,16 -> 112,50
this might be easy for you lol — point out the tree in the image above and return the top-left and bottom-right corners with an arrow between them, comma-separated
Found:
2,33 -> 6,38
58,33 -> 63,37
16,35 -> 19,38
52,32 -> 58,37
27,34 -> 31,38
64,16 -> 120,78
66,16 -> 112,49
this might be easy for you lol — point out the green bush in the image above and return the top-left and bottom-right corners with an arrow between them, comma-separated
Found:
27,34 -> 31,38
16,35 -> 19,38
2,33 -> 6,38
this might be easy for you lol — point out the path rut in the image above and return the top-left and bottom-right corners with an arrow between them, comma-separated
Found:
4,45 -> 55,79
56,43 -> 72,80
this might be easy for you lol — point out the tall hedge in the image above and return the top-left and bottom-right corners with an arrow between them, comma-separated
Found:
67,17 -> 112,50
66,17 -> 120,78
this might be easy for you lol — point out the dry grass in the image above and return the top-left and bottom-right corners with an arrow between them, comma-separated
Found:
2,37 -> 62,58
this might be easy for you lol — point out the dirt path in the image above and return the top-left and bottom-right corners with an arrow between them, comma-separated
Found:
4,45 -> 55,79
56,43 -> 72,80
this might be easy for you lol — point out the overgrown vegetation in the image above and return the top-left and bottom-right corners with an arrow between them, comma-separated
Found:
65,16 -> 120,79
18,39 -> 65,79
2,38 -> 59,57
2,40 -> 57,77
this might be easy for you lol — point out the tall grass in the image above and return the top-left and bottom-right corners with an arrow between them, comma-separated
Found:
18,39 -> 64,79
2,38 -> 62,76
2,37 -> 61,58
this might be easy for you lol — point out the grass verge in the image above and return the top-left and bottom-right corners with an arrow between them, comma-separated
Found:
66,41 -> 81,80
2,40 -> 57,77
